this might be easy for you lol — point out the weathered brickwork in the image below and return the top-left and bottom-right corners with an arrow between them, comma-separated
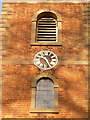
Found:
2,3 -> 88,61
1,2 -> 88,118
2,65 -> 88,118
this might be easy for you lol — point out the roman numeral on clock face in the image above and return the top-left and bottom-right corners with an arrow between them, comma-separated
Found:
52,59 -> 57,62
51,55 -> 55,58
44,51 -> 48,55
50,61 -> 55,65
35,59 -> 40,65
39,63 -> 43,67
44,64 -> 47,69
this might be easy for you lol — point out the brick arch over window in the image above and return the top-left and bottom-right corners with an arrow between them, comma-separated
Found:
30,73 -> 59,113
31,9 -> 62,46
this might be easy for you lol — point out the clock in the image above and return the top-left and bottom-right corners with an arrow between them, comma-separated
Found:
34,50 -> 58,70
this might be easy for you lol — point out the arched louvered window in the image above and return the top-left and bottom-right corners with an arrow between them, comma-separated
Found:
36,78 -> 54,109
37,17 -> 57,42
31,9 -> 62,45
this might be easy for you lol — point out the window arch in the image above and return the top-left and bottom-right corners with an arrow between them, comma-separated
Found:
31,9 -> 62,46
30,73 -> 59,113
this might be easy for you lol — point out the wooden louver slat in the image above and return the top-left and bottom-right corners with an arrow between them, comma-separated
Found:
37,17 -> 57,42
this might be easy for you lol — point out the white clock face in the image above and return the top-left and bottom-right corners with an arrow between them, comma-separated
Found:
34,50 -> 58,70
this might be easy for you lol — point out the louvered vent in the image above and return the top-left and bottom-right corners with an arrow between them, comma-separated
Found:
37,17 -> 57,42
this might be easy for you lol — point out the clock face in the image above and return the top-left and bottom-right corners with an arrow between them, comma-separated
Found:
34,50 -> 58,70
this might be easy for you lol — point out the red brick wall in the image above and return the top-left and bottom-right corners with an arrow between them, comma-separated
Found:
2,3 -> 88,118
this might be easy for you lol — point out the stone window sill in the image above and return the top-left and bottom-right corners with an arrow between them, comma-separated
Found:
31,42 -> 62,46
30,109 -> 59,113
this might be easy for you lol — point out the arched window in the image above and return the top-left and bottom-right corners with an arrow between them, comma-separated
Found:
36,12 -> 57,42
36,78 -> 54,109
30,73 -> 59,113
31,9 -> 62,46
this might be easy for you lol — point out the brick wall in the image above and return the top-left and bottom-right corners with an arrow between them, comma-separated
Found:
1,2 -> 88,118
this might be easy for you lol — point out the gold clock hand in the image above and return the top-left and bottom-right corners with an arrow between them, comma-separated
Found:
43,57 -> 52,68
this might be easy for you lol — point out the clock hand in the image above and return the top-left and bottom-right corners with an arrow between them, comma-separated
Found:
43,57 -> 52,68
38,56 -> 52,68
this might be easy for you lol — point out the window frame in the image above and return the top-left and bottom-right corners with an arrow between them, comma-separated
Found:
31,9 -> 62,46
30,72 -> 59,113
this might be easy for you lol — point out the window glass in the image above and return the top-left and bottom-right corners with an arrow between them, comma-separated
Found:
36,78 -> 54,109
